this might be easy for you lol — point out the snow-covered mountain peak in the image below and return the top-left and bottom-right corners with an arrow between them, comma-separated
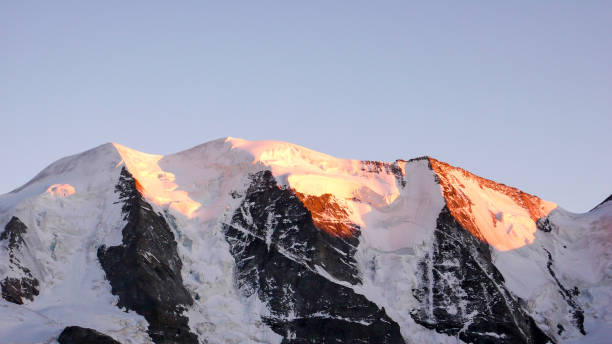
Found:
0,143 -> 123,215
98,138 -> 413,233
1,137 -> 610,344
2,138 -> 560,245
225,136 -> 346,169
430,157 -> 557,251
14,142 -> 122,190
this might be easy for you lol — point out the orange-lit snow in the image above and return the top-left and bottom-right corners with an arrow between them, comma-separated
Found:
4,138 -> 608,343
112,143 -> 202,218
45,184 -> 75,197
430,158 -> 557,251
107,138 -> 557,251
226,137 -> 401,230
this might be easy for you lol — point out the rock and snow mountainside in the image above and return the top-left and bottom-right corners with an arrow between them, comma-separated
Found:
0,137 -> 610,344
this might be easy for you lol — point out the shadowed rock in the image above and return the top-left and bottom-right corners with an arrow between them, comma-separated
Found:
97,167 -> 197,344
411,207 -> 551,344
1,217 -> 27,250
224,170 -> 404,343
0,217 -> 39,304
58,326 -> 121,344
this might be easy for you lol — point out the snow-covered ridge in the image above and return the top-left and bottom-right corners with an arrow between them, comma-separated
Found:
86,138 -> 413,238
2,137 -> 564,246
1,137 -> 609,344
430,158 -> 557,251
0,143 -> 149,343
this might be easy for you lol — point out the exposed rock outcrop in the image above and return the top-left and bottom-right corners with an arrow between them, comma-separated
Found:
543,248 -> 585,335
224,170 -> 404,343
1,217 -> 27,250
361,160 -> 406,187
0,217 -> 39,304
58,326 -> 121,344
97,168 -> 197,344
537,217 -> 558,233
411,207 -> 551,344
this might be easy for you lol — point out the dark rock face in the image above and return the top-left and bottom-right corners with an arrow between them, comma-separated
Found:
536,217 -> 557,233
1,276 -> 39,305
224,170 -> 405,343
411,207 -> 551,344
361,160 -> 406,187
1,217 -> 27,249
97,168 -> 197,344
543,248 -> 585,335
58,326 -> 121,344
0,217 -> 39,304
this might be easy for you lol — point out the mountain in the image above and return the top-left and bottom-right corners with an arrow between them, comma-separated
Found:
0,137 -> 610,344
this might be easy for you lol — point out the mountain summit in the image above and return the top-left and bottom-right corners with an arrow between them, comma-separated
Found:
1,138 -> 610,343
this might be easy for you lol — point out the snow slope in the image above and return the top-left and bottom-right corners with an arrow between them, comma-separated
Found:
493,201 -> 612,343
0,144 -> 150,343
0,137 -> 609,343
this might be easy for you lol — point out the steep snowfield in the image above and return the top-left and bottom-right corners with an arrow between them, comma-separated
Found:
351,158 -> 460,343
118,138 -> 447,342
493,201 -> 612,343
0,137 -> 609,343
430,158 -> 557,251
0,144 -> 151,343
429,158 -> 611,342
225,137 -> 404,229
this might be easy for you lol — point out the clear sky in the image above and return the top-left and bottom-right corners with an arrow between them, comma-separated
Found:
1,2 -> 610,212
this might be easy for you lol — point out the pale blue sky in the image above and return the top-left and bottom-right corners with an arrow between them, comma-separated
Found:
1,2 -> 610,212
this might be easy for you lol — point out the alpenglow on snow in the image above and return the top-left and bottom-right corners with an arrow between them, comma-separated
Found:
0,137 -> 610,344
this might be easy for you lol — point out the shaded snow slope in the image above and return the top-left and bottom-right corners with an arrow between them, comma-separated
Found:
492,202 -> 612,343
0,137 -> 609,343
0,144 -> 151,343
